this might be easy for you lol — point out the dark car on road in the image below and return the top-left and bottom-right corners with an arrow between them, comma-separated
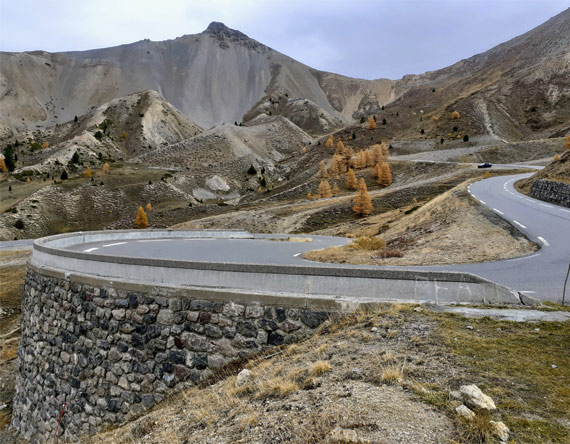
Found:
478,162 -> 492,168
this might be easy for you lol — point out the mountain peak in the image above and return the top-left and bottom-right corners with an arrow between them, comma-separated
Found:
204,22 -> 246,39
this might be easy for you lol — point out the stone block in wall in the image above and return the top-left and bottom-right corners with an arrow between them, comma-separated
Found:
12,269 -> 334,442
530,179 -> 570,208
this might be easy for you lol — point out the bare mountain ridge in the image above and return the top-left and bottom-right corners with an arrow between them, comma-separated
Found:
1,10 -> 569,142
377,8 -> 570,141
0,22 -> 394,137
7,90 -> 202,177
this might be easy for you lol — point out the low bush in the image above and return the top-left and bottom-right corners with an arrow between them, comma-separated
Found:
350,236 -> 386,251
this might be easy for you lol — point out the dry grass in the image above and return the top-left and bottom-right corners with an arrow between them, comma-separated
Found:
308,360 -> 331,376
256,378 -> 299,399
59,303 -> 570,444
379,364 -> 404,385
423,312 -> 570,444
349,236 -> 386,251
304,178 -> 537,266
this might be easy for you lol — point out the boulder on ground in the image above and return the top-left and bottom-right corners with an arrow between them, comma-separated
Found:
459,384 -> 496,410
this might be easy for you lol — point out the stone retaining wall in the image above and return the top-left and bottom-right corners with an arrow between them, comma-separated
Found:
12,268 -> 331,442
530,179 -> 570,208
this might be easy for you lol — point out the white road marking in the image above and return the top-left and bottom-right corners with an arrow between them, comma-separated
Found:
493,208 -> 504,215
538,236 -> 550,247
479,200 -> 486,205
513,221 -> 527,229
293,253 -> 302,257
560,209 -> 570,213
84,247 -> 99,252
137,239 -> 172,243
539,203 -> 552,208
520,291 -> 536,294
505,253 -> 541,262
102,242 -> 126,247
184,238 -> 214,241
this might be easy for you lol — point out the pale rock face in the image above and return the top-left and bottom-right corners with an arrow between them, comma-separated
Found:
205,175 -> 231,192
489,420 -> 510,441
459,384 -> 497,410
455,404 -> 476,420
235,369 -> 251,387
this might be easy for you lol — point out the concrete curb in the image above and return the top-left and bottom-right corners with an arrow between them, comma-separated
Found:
31,230 -> 523,306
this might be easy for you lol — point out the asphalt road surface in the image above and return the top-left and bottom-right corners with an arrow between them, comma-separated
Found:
421,173 -> 570,303
7,172 -> 570,303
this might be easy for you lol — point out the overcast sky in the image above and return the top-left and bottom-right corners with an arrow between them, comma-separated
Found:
0,0 -> 567,79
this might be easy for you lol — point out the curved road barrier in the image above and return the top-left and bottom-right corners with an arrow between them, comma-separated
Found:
13,229 -> 523,441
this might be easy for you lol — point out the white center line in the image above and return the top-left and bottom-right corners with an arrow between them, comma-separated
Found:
538,236 -> 550,247
102,242 -> 127,247
513,221 -> 527,229
84,247 -> 99,253
493,208 -> 504,215
138,239 -> 172,243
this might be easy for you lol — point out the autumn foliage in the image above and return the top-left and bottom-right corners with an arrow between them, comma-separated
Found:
329,155 -> 343,176
565,135 -> 570,151
373,163 -> 381,179
83,167 -> 92,178
102,162 -> 111,174
318,180 -> 332,198
326,135 -> 334,149
353,178 -> 372,216
450,110 -> 461,120
135,206 -> 149,229
146,203 -> 152,211
377,162 -> 393,187
345,169 -> 358,190
0,158 -> 7,173
367,116 -> 377,130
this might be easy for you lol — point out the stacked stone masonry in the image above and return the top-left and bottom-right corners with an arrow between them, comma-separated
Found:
530,179 -> 570,208
12,269 -> 331,442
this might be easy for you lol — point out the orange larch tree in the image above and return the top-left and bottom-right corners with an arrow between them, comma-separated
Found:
318,180 -> 332,198
370,144 -> 384,165
378,162 -> 393,187
353,178 -> 373,216
380,140 -> 389,158
355,150 -> 366,169
365,149 -> 374,168
335,140 -> 345,156
326,135 -> 334,149
329,155 -> 343,176
367,116 -> 377,130
135,206 -> 148,229
345,168 -> 358,190
373,163 -> 381,179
